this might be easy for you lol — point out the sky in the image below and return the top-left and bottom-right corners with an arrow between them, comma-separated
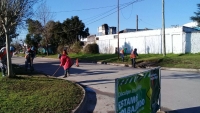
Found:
18,0 -> 200,39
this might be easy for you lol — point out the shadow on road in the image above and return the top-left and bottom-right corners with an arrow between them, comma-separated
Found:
30,62 -> 117,77
166,106 -> 200,113
77,79 -> 115,86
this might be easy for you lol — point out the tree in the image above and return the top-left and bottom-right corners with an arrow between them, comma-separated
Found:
62,16 -> 89,46
26,18 -> 42,35
191,3 -> 200,27
43,20 -> 55,45
51,21 -> 63,47
0,0 -> 39,77
0,19 -> 18,46
26,18 -> 42,49
35,0 -> 55,56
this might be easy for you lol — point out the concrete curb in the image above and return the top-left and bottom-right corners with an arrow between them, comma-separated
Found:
97,61 -> 200,73
159,67 -> 200,72
71,83 -> 88,113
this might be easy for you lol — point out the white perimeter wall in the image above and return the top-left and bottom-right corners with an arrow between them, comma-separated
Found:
184,32 -> 200,53
96,27 -> 186,54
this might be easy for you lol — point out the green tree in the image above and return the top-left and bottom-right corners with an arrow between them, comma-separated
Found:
62,16 -> 90,46
50,21 -> 63,48
26,19 -> 42,35
191,3 -> 200,27
0,0 -> 39,77
35,1 -> 55,56
26,18 -> 42,48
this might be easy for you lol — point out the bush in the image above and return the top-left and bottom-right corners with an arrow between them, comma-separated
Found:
84,43 -> 99,54
57,45 -> 65,54
69,42 -> 83,54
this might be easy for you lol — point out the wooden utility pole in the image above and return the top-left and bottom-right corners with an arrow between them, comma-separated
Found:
136,15 -> 138,31
162,0 -> 166,56
117,0 -> 120,59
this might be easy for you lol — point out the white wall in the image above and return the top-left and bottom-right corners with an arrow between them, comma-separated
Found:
96,27 -> 186,54
96,27 -> 200,54
184,32 -> 200,53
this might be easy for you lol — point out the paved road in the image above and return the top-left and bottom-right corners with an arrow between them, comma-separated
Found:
12,56 -> 200,113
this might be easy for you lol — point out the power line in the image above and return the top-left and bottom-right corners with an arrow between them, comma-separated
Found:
121,3 -> 133,19
85,0 -> 144,25
57,0 -> 144,32
48,1 -> 134,13
83,1 -> 134,23
52,5 -> 116,13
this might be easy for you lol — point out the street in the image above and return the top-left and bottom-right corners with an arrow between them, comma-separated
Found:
12,56 -> 200,113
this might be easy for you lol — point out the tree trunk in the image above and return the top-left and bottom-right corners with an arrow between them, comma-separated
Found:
46,44 -> 49,56
5,30 -> 14,78
3,17 -> 14,78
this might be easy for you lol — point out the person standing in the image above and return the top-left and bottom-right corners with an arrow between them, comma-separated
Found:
60,50 -> 73,78
130,48 -> 138,68
0,46 -> 15,76
120,48 -> 127,62
25,46 -> 35,71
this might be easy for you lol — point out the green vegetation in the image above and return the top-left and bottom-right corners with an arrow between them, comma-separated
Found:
0,65 -> 83,113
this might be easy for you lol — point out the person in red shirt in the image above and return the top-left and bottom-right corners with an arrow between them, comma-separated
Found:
60,50 -> 73,78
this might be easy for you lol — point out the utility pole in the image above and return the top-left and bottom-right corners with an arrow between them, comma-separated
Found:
136,15 -> 138,31
117,0 -> 120,59
162,0 -> 166,56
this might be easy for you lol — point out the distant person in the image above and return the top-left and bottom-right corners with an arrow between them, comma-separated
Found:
0,46 -> 15,76
60,50 -> 73,78
25,46 -> 35,71
130,48 -> 138,68
120,48 -> 127,62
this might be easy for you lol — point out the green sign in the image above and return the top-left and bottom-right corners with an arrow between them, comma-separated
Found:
150,69 -> 160,113
115,68 -> 160,113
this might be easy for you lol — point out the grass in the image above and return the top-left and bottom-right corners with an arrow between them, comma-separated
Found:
17,52 -> 200,69
0,65 -> 83,113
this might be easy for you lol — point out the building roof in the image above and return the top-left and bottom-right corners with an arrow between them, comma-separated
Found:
183,22 -> 198,27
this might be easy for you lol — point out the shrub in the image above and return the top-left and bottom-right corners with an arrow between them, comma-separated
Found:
57,45 -> 65,54
69,42 -> 83,54
84,43 -> 99,54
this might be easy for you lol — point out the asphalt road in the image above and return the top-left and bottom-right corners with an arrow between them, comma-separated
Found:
12,56 -> 200,113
